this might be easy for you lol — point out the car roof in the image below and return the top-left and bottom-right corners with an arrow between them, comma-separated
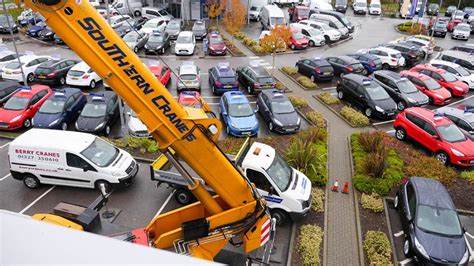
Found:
70,61 -> 91,72
14,85 -> 50,98
343,73 -> 377,85
38,59 -> 63,68
372,46 -> 400,54
224,91 -> 249,104
349,53 -> 378,60
12,128 -> 96,152
86,91 -> 116,103
248,65 -> 271,77
215,65 -> 234,77
412,63 -> 444,72
438,106 -> 474,123
409,176 -> 455,210
0,50 -> 15,57
178,31 -> 193,37
0,81 -> 19,90
429,59 -> 459,68
405,107 -> 452,127
374,70 -> 402,79
330,55 -> 359,63
442,50 -> 473,60
305,58 -> 331,66
401,70 -> 431,80
261,89 -> 288,101
18,54 -> 44,62
179,65 -> 198,75
49,87 -> 81,100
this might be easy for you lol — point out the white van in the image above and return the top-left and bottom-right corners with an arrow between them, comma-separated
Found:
260,4 -> 286,30
111,0 -> 143,17
309,0 -> 334,11
310,13 -> 349,38
9,129 -> 139,190
141,7 -> 174,21
298,19 -> 341,42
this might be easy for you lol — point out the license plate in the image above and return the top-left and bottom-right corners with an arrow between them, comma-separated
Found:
285,128 -> 295,132
0,124 -> 8,128
262,85 -> 271,88
241,131 -> 251,135
387,113 -> 395,116
323,72 -> 331,75
5,71 -> 11,74
72,77 -> 79,80
39,75 -> 46,79
185,81 -> 192,85
224,85 -> 232,88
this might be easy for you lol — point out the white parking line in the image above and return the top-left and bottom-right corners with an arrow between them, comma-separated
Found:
249,56 -> 260,59
393,231 -> 404,237
445,95 -> 474,107
19,186 -> 56,214
386,130 -> 395,134
208,101 -> 257,106
373,120 -> 395,126
465,235 -> 474,262
399,258 -> 413,265
153,190 -> 175,219
0,142 -> 10,149
322,87 -> 337,91
0,173 -> 11,181
466,232 -> 474,239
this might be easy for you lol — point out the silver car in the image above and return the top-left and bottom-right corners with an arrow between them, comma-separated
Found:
177,63 -> 200,92
165,19 -> 184,39
123,31 -> 149,53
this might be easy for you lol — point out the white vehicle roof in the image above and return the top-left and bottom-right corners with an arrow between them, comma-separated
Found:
178,31 -> 193,38
429,59 -> 461,68
372,46 -> 401,54
14,54 -> 49,65
179,65 -> 198,75
241,142 -> 275,170
405,37 -> 429,45
441,50 -> 474,59
69,61 -> 92,72
11,128 -> 96,153
455,23 -> 471,29
299,19 -> 325,27
147,17 -> 168,23
0,50 -> 15,58
263,4 -> 285,16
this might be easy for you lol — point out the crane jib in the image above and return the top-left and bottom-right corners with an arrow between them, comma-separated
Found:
78,17 -> 196,142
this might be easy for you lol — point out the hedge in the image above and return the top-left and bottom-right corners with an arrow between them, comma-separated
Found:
317,92 -> 340,105
364,231 -> 393,266
311,187 -> 325,213
361,193 -> 384,213
298,224 -> 324,265
288,95 -> 308,109
340,106 -> 370,126
281,66 -> 298,76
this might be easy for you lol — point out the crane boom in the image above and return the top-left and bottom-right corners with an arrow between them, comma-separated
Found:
19,0 -> 269,260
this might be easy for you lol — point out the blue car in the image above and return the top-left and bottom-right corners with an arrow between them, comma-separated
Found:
33,88 -> 87,130
26,22 -> 45,37
347,53 -> 383,75
220,91 -> 258,137
208,64 -> 239,94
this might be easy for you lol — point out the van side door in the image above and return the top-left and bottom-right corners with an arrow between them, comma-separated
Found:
246,168 -> 283,207
65,152 -> 97,188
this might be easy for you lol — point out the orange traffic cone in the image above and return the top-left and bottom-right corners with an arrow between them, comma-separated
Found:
331,179 -> 339,192
342,181 -> 349,194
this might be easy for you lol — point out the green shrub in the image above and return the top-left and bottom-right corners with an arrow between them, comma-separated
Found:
233,31 -> 246,40
275,81 -> 287,91
460,171 -> 474,182
358,131 -> 385,153
306,111 -> 326,128
242,37 -> 257,47
405,155 -> 457,184
317,92 -> 340,105
311,187 -> 325,213
288,95 -> 308,109
298,224 -> 323,265
361,193 -> 384,213
340,106 -> 370,126
364,231 -> 393,266
112,137 -> 158,154
251,45 -> 265,54
296,76 -> 317,90
362,148 -> 387,178
281,66 -> 298,75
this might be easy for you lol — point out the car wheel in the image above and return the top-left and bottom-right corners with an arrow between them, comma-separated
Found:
428,97 -> 433,105
395,127 -> 406,140
175,189 -> 195,205
23,118 -> 31,128
256,103 -> 259,112
271,209 -> 287,226
104,125 -> 111,136
310,75 -> 316,82
59,77 -> 65,85
324,35 -> 330,43
134,10 -> 141,17
339,72 -> 345,78
393,195 -> 399,209
269,122 -> 273,131
296,65 -> 300,73
337,90 -> 344,99
61,122 -> 67,131
403,238 -> 413,258
134,46 -> 139,53
88,79 -> 96,89
23,174 -> 40,189
95,180 -> 112,193
435,151 -> 449,165
382,63 -> 390,70
365,107 -> 372,117
362,69 -> 368,75
309,40 -> 315,47
27,73 -> 34,83
247,85 -> 252,94
256,16 -> 260,22
161,47 -> 165,54
397,101 -> 406,111
290,44 -> 295,50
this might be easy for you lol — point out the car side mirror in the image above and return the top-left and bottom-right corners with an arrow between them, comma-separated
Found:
268,186 -> 275,195
359,94 -> 365,98
222,111 -> 227,116
126,111 -> 131,116
254,109 -> 258,113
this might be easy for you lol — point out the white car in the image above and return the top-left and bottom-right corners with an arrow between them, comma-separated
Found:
290,23 -> 325,46
140,18 -> 167,35
393,37 -> 434,57
452,23 -> 471,41
309,1 -> 334,11
2,54 -> 51,83
127,110 -> 150,138
174,31 -> 195,56
360,46 -> 405,69
88,0 -> 100,7
353,0 -> 368,14
0,50 -> 23,74
66,61 -> 101,89
430,60 -> 474,89
452,10 -> 465,20
369,2 -> 381,15
109,15 -> 131,28
298,20 -> 340,42
177,63 -> 200,92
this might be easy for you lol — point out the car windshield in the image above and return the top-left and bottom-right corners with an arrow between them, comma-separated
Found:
258,77 -> 274,83
167,22 -> 181,30
270,17 -> 285,25
123,34 -> 138,42
0,15 -> 13,23
417,205 -> 462,236
455,10 -> 464,16
177,35 -> 192,43
455,66 -> 471,76
297,8 -> 309,16
35,66 -> 52,75
371,3 -> 380,8
333,20 -> 344,28
292,31 -> 304,39
456,25 -> 470,31
149,35 -> 164,42
356,2 -> 366,7
39,99 -> 64,114
68,70 -> 85,77
228,103 -> 254,117
391,53 -> 402,58
319,23 -> 331,30
441,72 -> 457,82
210,36 -> 224,44
193,23 -> 205,30
180,74 -> 197,81
397,80 -> 418,93
271,100 -> 295,114
437,124 -> 466,142
81,103 -> 106,118
3,96 -> 28,110
425,78 -> 441,90
81,137 -> 119,167
307,28 -> 322,36
366,85 -> 390,100
266,152 -> 292,191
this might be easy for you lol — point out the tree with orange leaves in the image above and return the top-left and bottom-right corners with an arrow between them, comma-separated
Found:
206,0 -> 225,27
223,0 -> 246,44
259,26 -> 292,71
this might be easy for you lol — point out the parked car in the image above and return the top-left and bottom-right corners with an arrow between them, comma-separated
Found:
66,61 -> 102,89
334,0 -> 348,13
429,21 -> 448,38
219,91 -> 258,137
429,60 -> 474,89
178,91 -> 203,108
352,0 -> 367,15
113,23 -> 134,37
127,110 -> 150,138
248,5 -> 263,21
400,70 -> 452,105
326,55 -> 365,77
75,91 -> 119,136
0,81 -> 20,107
393,177 -> 470,264
32,88 -> 86,130
123,31 -> 148,53
396,37 -> 434,57
438,50 -> 474,72
394,107 -> 474,167
208,64 -> 239,95
427,3 -> 439,16
347,53 -> 383,75
445,5 -> 456,17
295,58 -> 334,82
174,31 -> 196,56
33,59 -> 79,86
165,19 -> 184,40
0,85 -> 52,130
452,10 -> 465,20
236,64 -> 275,94
207,32 -> 227,55
53,34 -> 64,44
451,44 -> 474,54
0,50 -> 23,73
362,46 -> 405,69
384,43 -> 423,66
26,21 -> 45,37
290,23 -> 325,46
372,70 -> 429,111
309,13 -> 350,39
192,19 -> 207,40
144,31 -> 170,54
464,7 -> 474,18
336,74 -> 397,118
177,63 -> 200,92
0,14 -> 19,33
109,15 -> 131,28
368,1 -> 381,15
298,20 -> 341,42
147,64 -> 171,86
287,28 -> 308,50
139,17 -> 167,35
289,5 -> 310,22
18,10 -> 43,27
438,105 -> 474,134
257,89 -> 300,133
317,10 -> 354,33
452,23 -> 471,41
141,6 -> 174,21
1,54 -> 51,83
447,19 -> 463,32
38,26 -> 55,41
409,64 -> 469,97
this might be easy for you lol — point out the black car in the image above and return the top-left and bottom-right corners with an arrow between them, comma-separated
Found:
326,56 -> 365,77
0,14 -> 18,33
318,10 -> 354,33
394,177 -> 470,265
144,32 -> 171,55
192,19 -> 207,40
427,3 -> 439,16
334,0 -> 347,13
445,5 -> 456,17
336,74 -> 397,119
451,44 -> 474,54
114,17 -> 148,37
38,26 -> 55,41
295,58 -> 334,82
372,70 -> 429,111
429,21 -> 448,38
257,89 -> 301,134
384,43 -> 423,66
33,59 -> 79,86
75,91 -> 119,136
0,81 -> 20,107
236,65 -> 275,95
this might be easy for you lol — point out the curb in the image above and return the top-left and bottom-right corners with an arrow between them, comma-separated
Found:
322,118 -> 330,266
133,156 -> 155,164
0,134 -> 16,140
279,69 -> 318,91
286,221 -> 297,266
272,75 -> 293,93
384,197 -> 400,265
312,94 -> 365,128
347,135 -> 365,266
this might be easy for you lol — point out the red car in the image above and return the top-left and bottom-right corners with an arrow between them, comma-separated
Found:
400,70 -> 451,105
289,5 -> 310,22
288,28 -> 308,50
447,19 -> 462,32
207,32 -> 227,56
409,64 -> 468,97
147,64 -> 171,86
394,107 -> 474,166
0,85 -> 52,130
178,91 -> 202,108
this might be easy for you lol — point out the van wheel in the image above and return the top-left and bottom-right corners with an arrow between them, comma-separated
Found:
89,80 -> 96,89
271,209 -> 287,226
23,174 -> 40,189
175,189 -> 195,205
134,10 -> 141,17
95,180 -> 112,194
23,118 -> 31,128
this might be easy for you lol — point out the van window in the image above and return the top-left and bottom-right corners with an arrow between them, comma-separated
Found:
247,168 -> 272,192
67,153 -> 95,171
81,138 -> 119,167
147,10 -> 158,16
